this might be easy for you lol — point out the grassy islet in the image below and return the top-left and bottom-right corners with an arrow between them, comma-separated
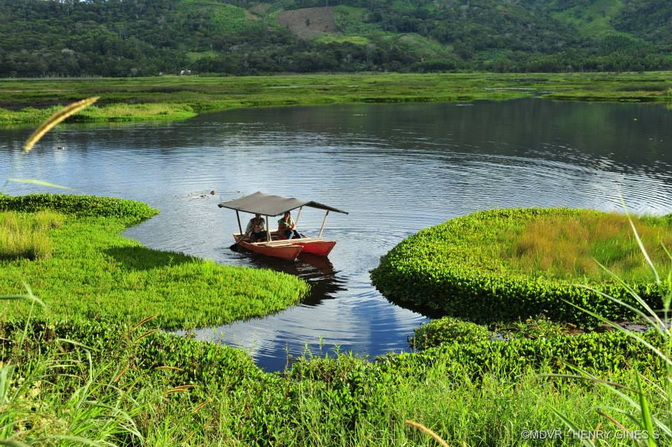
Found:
0,194 -> 309,329
371,208 -> 670,325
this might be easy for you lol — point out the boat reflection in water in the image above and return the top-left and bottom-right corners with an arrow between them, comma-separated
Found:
180,250 -> 351,371
245,251 -> 346,307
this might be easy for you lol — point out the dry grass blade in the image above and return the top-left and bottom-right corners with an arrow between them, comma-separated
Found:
597,410 -> 629,432
113,364 -> 131,383
192,400 -> 210,414
130,314 -> 158,331
133,328 -> 159,342
164,384 -> 197,395
405,420 -> 450,447
155,366 -> 185,372
180,431 -> 196,446
23,97 -> 99,153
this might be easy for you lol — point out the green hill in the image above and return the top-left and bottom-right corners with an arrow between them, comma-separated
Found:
0,0 -> 670,76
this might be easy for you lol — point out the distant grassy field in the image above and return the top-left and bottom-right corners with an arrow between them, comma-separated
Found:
1,72 -> 671,125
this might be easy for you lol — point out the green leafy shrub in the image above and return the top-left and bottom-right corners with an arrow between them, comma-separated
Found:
410,317 -> 492,350
371,208 -> 668,326
381,329 -> 665,381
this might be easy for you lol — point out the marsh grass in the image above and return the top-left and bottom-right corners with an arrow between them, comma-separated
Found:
548,215 -> 672,446
507,213 -> 672,281
0,211 -> 64,260
6,72 -> 672,126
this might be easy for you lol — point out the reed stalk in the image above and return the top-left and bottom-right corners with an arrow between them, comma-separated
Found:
22,97 -> 98,153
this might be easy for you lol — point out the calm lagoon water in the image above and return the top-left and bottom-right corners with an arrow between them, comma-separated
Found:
2,99 -> 672,371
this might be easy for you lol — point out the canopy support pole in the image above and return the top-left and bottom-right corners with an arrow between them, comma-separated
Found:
318,210 -> 330,238
235,211 -> 243,242
235,211 -> 242,234
265,215 -> 271,242
295,206 -> 303,226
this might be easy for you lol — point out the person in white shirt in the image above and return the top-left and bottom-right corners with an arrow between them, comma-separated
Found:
245,214 -> 266,242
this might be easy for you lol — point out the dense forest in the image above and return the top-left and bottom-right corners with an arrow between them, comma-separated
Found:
1,0 -> 671,76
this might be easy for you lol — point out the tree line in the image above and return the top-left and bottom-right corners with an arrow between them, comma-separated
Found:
0,0 -> 670,77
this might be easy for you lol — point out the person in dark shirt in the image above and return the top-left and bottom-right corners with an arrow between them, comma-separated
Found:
277,211 -> 301,239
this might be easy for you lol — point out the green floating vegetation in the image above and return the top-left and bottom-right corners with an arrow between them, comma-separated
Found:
371,208 -> 670,326
73,103 -> 198,123
0,194 -> 309,329
387,322 -> 665,379
408,316 -> 494,349
0,193 -> 158,221
411,316 -> 590,350
1,318 -> 666,445
0,103 -> 197,125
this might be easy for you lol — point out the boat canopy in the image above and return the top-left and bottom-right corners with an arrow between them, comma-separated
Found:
218,191 -> 348,216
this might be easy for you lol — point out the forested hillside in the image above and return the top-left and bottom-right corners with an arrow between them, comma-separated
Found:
1,0 -> 671,77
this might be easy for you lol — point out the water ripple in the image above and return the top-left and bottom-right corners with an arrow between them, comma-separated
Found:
3,100 -> 672,371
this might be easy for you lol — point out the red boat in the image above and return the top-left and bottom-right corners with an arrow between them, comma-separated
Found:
293,239 -> 336,257
219,192 -> 348,261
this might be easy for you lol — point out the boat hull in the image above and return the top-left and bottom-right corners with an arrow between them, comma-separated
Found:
238,240 -> 303,261
294,239 -> 336,257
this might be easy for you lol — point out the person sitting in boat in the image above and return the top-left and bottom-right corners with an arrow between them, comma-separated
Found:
245,214 -> 267,242
278,211 -> 301,239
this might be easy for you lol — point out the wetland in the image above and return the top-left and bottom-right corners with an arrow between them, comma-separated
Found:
3,74 -> 672,445
3,97 -> 672,370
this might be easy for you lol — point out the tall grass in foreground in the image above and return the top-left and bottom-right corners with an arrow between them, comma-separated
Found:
0,321 -> 145,446
2,331 -> 638,446
551,217 -> 672,446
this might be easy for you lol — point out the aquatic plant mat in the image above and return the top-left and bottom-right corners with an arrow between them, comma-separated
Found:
2,198 -> 670,444
371,208 -> 670,325
0,317 -> 667,445
0,194 -> 309,329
